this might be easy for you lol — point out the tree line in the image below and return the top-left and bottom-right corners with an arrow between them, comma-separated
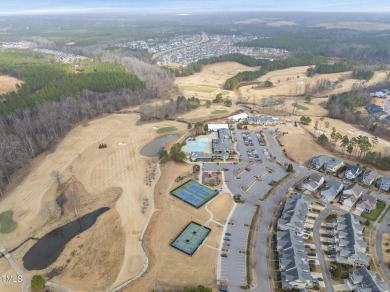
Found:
224,54 -> 326,90
0,50 -> 145,115
170,53 -> 267,77
306,63 -> 349,76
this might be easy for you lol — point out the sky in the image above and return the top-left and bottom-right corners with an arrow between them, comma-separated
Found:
1,0 -> 390,14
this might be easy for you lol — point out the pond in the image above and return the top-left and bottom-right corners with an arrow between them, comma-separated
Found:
23,207 -> 109,270
140,134 -> 178,157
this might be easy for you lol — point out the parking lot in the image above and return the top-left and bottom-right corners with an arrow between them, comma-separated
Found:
204,128 -> 288,290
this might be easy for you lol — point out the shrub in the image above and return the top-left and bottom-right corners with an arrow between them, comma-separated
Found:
31,275 -> 45,290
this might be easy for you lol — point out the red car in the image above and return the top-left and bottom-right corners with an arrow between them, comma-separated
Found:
223,168 -> 229,171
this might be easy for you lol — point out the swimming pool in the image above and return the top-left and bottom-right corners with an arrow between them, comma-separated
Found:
187,138 -> 209,152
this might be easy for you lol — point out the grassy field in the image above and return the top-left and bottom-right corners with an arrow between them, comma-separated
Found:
211,109 -> 229,115
156,126 -> 178,134
0,211 -> 17,234
181,86 -> 218,93
292,102 -> 309,110
362,201 -> 387,221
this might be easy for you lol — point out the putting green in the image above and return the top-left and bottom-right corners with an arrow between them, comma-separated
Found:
0,210 -> 17,234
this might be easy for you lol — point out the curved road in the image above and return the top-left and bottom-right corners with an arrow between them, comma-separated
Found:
313,207 -> 335,292
375,207 -> 390,283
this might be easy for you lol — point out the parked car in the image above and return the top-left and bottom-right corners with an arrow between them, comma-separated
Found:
224,238 -> 230,241
308,252 -> 316,257
223,168 -> 229,171
328,254 -> 336,258
304,245 -> 311,248
221,254 -> 228,258
308,260 -> 316,264
225,232 -> 231,236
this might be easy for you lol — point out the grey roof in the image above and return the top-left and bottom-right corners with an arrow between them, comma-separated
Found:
309,173 -> 324,184
245,115 -> 284,125
348,267 -> 389,292
212,129 -> 234,157
277,194 -> 311,233
363,169 -> 378,184
381,176 -> 390,189
321,179 -> 343,201
343,183 -> 364,199
326,158 -> 344,170
357,194 -> 377,211
311,155 -> 330,169
345,165 -> 363,179
335,214 -> 369,266
277,230 -> 313,290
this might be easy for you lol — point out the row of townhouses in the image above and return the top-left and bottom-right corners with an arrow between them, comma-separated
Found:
277,194 -> 313,290
347,267 -> 389,291
334,214 -> 369,266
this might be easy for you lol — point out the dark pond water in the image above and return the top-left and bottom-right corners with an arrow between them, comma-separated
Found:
140,134 -> 178,157
23,207 -> 109,270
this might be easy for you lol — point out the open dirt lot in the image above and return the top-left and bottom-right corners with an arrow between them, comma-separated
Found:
316,22 -> 390,31
124,160 -> 233,291
0,113 -> 186,290
0,75 -> 23,94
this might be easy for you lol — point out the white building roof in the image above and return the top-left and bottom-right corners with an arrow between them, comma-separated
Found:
207,124 -> 229,131
228,112 -> 249,121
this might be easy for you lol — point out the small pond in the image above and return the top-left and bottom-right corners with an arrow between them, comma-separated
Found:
140,134 -> 178,157
23,207 -> 109,270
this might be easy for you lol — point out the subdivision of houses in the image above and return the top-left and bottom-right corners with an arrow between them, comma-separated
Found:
301,173 -> 324,192
362,168 -> 379,186
277,194 -> 311,234
345,164 -> 363,180
334,213 -> 369,266
340,184 -> 364,210
311,155 -> 330,170
277,229 -> 313,290
347,267 -> 389,291
320,179 -> 343,202
326,158 -> 344,173
355,193 -> 377,215
380,176 -> 390,192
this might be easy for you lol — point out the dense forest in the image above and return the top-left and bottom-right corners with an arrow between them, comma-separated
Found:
0,49 -> 179,193
0,50 -> 145,115
224,54 -> 326,90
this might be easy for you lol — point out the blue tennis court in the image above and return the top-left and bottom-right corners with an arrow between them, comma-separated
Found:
171,222 -> 211,256
171,180 -> 219,208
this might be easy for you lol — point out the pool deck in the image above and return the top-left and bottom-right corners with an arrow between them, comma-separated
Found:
182,132 -> 217,155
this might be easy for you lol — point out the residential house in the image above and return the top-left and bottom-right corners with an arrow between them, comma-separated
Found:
334,213 -> 369,266
380,176 -> 390,192
321,179 -> 343,202
277,230 -> 313,290
301,173 -> 325,192
340,184 -> 364,209
356,193 -> 377,214
326,158 -> 344,173
277,194 -> 311,234
347,267 -> 389,292
362,168 -> 379,186
365,104 -> 382,114
311,155 -> 330,170
345,165 -> 363,180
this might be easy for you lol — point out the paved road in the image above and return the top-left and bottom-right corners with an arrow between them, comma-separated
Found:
375,207 -> 390,283
0,245 -> 29,292
313,207 -> 335,292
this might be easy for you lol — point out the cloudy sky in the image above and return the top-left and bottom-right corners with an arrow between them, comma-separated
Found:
1,0 -> 389,14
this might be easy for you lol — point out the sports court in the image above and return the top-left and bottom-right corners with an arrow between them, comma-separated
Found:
171,222 -> 211,256
171,180 -> 219,208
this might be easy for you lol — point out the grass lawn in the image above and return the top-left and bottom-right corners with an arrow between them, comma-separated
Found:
156,126 -> 178,134
292,102 -> 309,110
362,201 -> 387,221
181,85 -> 218,93
0,210 -> 17,234
211,109 -> 229,115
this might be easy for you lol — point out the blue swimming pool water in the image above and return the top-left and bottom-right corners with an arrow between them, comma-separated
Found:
187,138 -> 209,152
